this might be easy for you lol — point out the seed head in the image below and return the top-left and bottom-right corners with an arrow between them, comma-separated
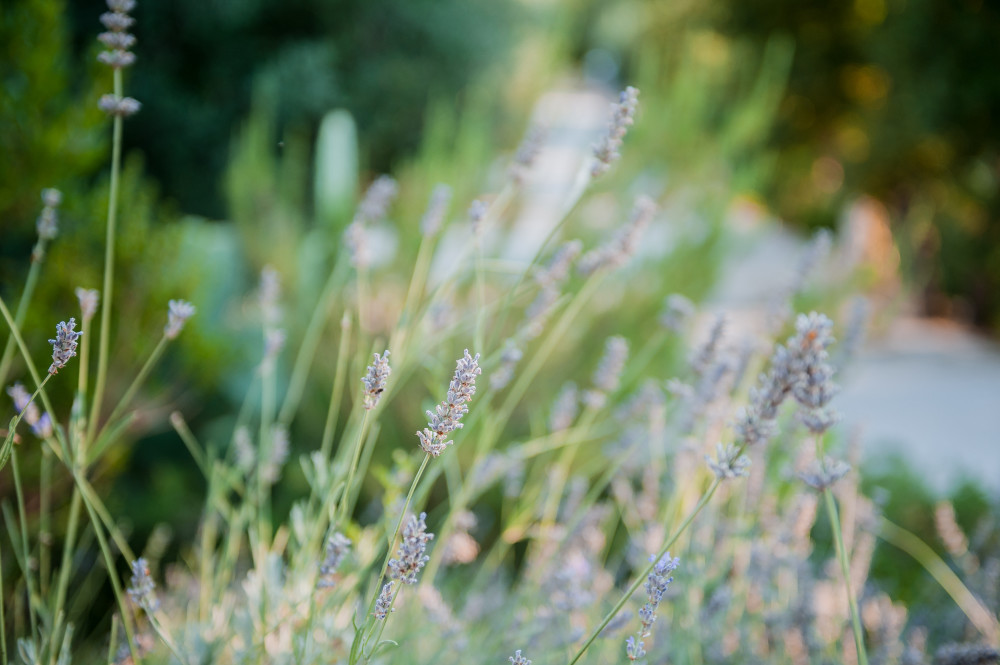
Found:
362,350 -> 392,410
164,299 -> 195,339
48,319 -> 82,374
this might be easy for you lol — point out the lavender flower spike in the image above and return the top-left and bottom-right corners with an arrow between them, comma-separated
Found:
362,350 -> 392,410
707,442 -> 751,480
509,650 -> 532,665
317,532 -> 351,589
75,288 -> 100,322
374,581 -> 394,620
48,319 -> 82,374
592,86 -> 640,178
416,350 -> 481,457
127,557 -> 158,612
799,456 -> 851,491
387,512 -> 434,585
164,299 -> 196,339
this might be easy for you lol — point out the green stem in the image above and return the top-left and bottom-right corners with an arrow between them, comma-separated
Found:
0,238 -> 47,389
0,537 -> 6,665
39,445 -> 52,597
48,490 -> 82,665
10,450 -> 40,640
877,516 -> 1000,645
94,334 -> 169,445
88,66 -> 125,446
337,410 -> 371,527
823,489 -> 869,665
567,480 -> 719,665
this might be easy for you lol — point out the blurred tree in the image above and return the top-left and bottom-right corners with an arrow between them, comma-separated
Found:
710,0 -> 1000,328
65,0 -> 521,218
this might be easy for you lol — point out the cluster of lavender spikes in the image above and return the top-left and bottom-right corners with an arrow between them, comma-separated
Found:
97,0 -> 141,117
732,312 -> 838,449
416,350 -> 481,457
627,553 -> 680,661
362,350 -> 391,410
387,512 -> 434,585
48,319 -> 82,375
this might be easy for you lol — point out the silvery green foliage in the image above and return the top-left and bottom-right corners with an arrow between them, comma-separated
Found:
362,350 -> 392,410
388,512 -> 434,585
417,350 -> 481,457
48,318 -> 82,374
592,86 -> 639,179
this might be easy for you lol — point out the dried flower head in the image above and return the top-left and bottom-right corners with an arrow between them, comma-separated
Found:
416,350 -> 481,457
799,456 -> 851,491
388,512 -> 435,585
707,442 -> 751,480
578,196 -> 656,275
592,86 -> 639,178
164,299 -> 195,339
362,350 -> 392,410
317,532 -> 351,589
48,319 -> 82,374
127,557 -> 158,612
75,288 -> 100,322
509,650 -> 532,665
420,184 -> 452,237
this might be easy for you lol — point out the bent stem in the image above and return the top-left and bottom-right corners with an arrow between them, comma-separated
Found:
567,479 -> 720,665
823,488 -> 869,665
0,237 -> 49,389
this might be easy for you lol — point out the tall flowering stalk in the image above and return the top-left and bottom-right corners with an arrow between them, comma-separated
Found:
416,350 -> 481,457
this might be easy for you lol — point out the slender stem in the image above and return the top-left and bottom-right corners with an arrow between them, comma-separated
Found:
88,66 -> 125,446
319,313 -> 352,463
0,238 -> 47,388
278,258 -> 347,424
823,488 -> 868,665
48,490 -> 82,665
39,445 -> 52,596
877,516 -> 1000,645
75,471 -> 141,665
10,450 -> 40,640
95,334 -> 169,444
0,537 -> 6,665
337,410 -> 370,527
567,480 -> 719,665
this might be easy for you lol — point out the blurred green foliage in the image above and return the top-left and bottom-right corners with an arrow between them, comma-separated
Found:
64,0 -> 521,218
